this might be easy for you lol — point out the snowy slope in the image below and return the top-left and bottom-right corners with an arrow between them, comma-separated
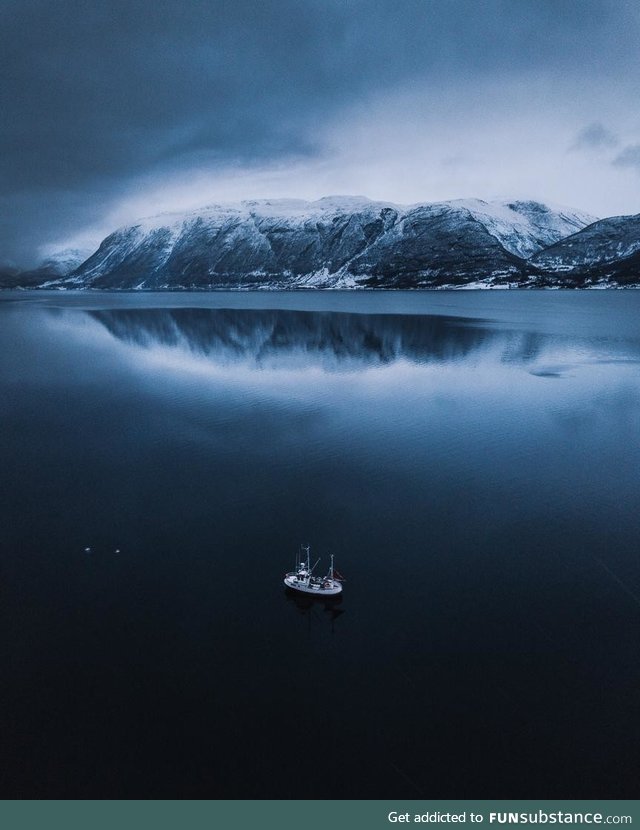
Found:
456,199 -> 596,259
11,247 -> 96,287
531,214 -> 640,272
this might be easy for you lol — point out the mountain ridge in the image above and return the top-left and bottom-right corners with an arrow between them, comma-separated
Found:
4,195 -> 639,289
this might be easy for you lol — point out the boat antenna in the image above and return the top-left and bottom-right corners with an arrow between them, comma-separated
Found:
303,544 -> 311,569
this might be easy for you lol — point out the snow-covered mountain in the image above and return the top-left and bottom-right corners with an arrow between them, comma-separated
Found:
4,247 -> 95,288
530,214 -> 640,285
40,196 -> 597,289
432,199 -> 594,259
37,247 -> 94,277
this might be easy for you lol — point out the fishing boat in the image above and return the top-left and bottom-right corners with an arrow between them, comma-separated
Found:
284,545 -> 343,596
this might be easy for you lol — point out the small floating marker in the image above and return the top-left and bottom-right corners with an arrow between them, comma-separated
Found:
84,547 -> 92,553
114,548 -> 120,553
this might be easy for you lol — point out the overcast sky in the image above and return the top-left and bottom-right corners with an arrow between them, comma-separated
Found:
1,0 -> 639,266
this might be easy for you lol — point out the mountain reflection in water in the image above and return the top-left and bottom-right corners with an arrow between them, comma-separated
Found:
88,306 -> 547,370
2,292 -> 640,799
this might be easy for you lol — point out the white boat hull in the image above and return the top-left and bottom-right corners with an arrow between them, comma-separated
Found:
284,574 -> 342,595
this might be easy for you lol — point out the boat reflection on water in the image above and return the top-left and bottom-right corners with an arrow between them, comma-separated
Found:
284,586 -> 345,628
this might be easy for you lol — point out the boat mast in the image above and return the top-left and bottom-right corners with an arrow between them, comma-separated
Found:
330,553 -> 334,580
301,544 -> 310,571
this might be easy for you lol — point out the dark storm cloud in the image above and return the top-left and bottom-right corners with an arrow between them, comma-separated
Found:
1,0 -> 638,265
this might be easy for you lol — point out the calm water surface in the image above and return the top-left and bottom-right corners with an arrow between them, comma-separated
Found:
0,290 -> 639,798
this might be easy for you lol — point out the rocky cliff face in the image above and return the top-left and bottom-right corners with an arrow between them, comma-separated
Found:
34,196 -> 598,289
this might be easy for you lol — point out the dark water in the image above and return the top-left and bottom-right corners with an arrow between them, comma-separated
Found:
1,290 -> 639,798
